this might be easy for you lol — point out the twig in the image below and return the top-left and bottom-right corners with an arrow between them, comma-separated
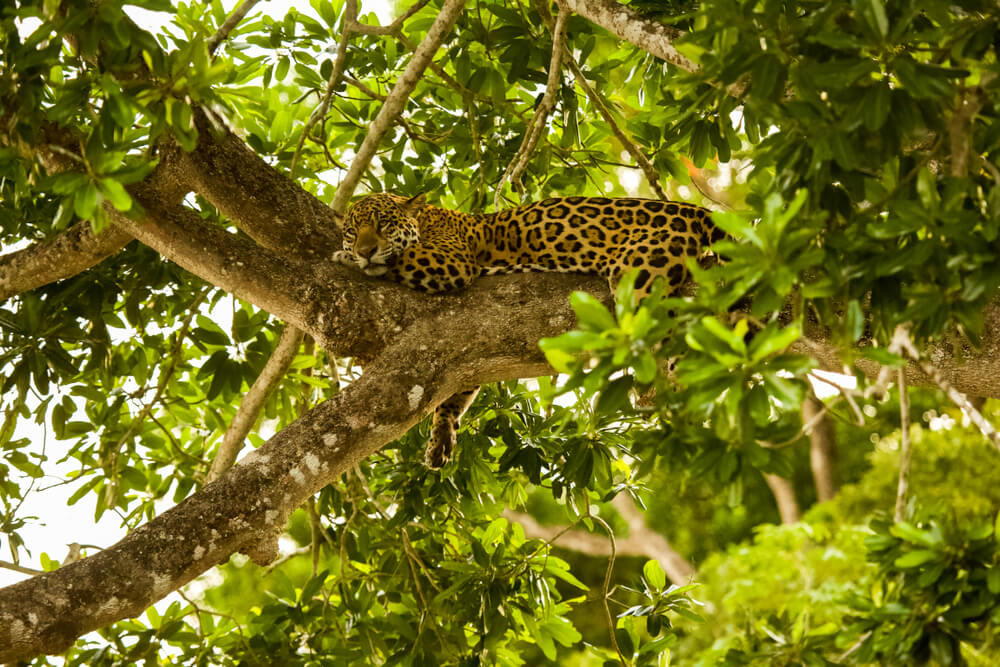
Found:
330,0 -> 467,214
803,393 -> 838,502
591,514 -> 627,666
894,367 -> 912,521
104,295 -> 205,503
208,0 -> 262,55
345,0 -> 433,35
808,371 -> 865,426
893,326 -> 1000,451
306,497 -> 323,576
207,325 -> 303,481
289,0 -> 358,177
563,54 -> 669,200
0,560 -> 44,576
493,5 -> 570,210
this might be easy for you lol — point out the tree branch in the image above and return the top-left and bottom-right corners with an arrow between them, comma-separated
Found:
564,53 -> 669,200
0,269 -> 596,662
558,0 -> 696,72
106,192 -> 309,328
207,325 -> 303,482
763,473 -> 801,524
178,116 -> 341,261
894,367 -> 912,521
0,221 -> 132,303
802,393 -> 837,502
345,0 -> 433,36
494,5 -> 569,209
329,0 -> 467,214
0,127 -> 189,302
289,0 -> 357,178
502,495 -> 695,586
207,0 -> 262,55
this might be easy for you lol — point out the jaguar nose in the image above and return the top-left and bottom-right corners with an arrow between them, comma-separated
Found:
355,226 -> 379,259
355,242 -> 377,259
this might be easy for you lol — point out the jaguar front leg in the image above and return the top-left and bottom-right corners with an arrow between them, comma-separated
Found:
425,387 -> 480,469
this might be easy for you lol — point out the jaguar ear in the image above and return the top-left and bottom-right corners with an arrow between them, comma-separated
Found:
401,192 -> 427,214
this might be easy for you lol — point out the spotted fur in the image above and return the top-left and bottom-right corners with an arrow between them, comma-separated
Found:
334,193 -> 723,467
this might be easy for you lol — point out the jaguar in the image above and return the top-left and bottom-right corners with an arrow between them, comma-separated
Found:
334,193 -> 722,468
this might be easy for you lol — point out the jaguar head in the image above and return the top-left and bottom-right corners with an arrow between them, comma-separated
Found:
338,193 -> 426,275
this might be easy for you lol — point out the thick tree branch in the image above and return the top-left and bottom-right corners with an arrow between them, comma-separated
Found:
0,128 -> 190,302
0,269 -> 596,662
107,193 -> 309,328
797,296 -> 1000,399
0,222 -> 132,303
179,117 -> 341,260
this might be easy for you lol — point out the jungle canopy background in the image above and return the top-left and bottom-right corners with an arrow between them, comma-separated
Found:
2,0 -> 1000,664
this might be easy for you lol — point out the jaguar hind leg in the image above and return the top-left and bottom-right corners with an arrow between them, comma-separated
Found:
425,387 -> 480,469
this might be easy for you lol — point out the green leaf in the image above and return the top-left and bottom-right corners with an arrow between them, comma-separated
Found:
751,53 -> 782,100
570,292 -> 617,332
862,82 -> 892,131
642,559 -> 666,589
749,322 -> 801,363
868,0 -> 888,38
987,568 -> 1000,595
845,299 -> 864,343
894,549 -> 939,568
74,182 -> 101,219
595,375 -> 633,415
99,178 -> 132,212
689,122 -> 713,167
633,350 -> 657,385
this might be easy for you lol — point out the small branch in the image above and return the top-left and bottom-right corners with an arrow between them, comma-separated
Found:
685,159 -> 734,210
494,5 -> 569,209
207,0 -> 262,55
114,301 -> 203,456
894,368 -> 912,522
329,0 -> 467,214
504,497 -> 696,586
948,87 -> 982,178
610,495 -> 695,583
207,325 -> 304,482
563,51 -> 669,200
893,325 -> 1000,451
591,514 -> 627,667
289,0 -> 358,178
0,560 -> 44,576
345,0 -> 432,35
